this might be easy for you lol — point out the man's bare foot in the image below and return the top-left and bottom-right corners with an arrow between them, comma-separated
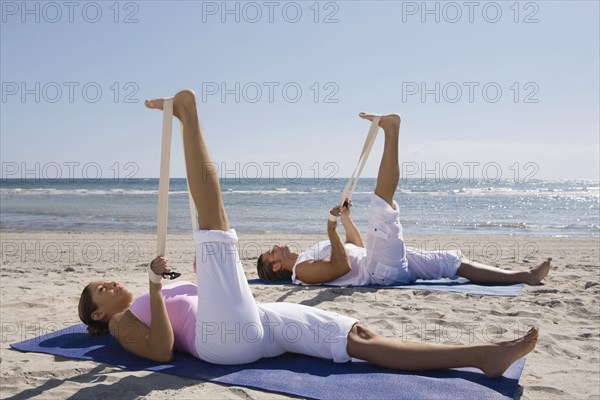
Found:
144,97 -> 165,111
524,258 -> 552,285
359,112 -> 401,132
480,327 -> 539,378
144,89 -> 196,121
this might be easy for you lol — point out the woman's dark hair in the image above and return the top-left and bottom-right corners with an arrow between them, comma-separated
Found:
78,283 -> 109,336
256,254 -> 293,281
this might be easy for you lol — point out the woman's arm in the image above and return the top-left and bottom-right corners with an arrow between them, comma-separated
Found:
110,256 -> 174,362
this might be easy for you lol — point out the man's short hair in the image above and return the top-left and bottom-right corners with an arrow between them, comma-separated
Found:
256,254 -> 293,281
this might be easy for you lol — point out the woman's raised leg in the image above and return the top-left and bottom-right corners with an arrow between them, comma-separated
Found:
347,324 -> 539,378
145,89 -> 228,231
146,90 -> 267,365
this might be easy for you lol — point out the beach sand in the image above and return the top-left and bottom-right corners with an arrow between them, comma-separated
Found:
1,231 -> 599,399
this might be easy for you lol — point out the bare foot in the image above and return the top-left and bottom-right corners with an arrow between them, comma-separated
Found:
144,97 -> 165,110
480,327 -> 539,378
359,112 -> 401,132
524,258 -> 552,285
144,89 -> 196,121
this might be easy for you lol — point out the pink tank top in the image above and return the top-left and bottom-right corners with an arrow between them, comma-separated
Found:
128,281 -> 199,357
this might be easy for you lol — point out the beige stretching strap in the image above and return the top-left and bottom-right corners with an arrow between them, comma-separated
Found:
339,115 -> 381,205
157,107 -> 380,252
156,97 -> 197,257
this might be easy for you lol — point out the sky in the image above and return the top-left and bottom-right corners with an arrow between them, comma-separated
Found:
1,0 -> 599,181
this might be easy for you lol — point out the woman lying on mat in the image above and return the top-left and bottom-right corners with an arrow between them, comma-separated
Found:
78,89 -> 538,377
257,113 -> 551,287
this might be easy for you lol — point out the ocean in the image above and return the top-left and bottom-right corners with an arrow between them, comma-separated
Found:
1,178 -> 598,237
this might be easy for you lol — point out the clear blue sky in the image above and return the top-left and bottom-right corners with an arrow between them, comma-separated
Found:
2,0 -> 599,181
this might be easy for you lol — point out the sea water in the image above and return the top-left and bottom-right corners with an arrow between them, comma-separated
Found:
1,178 -> 598,237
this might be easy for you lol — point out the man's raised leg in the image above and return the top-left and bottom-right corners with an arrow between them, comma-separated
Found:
359,112 -> 401,209
145,90 -> 228,231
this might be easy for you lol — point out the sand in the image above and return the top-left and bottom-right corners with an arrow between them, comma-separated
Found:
1,231 -> 599,399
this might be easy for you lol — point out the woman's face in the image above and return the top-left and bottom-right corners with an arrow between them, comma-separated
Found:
89,280 -> 134,322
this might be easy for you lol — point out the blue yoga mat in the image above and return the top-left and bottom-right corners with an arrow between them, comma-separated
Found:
11,324 -> 525,400
248,278 -> 525,296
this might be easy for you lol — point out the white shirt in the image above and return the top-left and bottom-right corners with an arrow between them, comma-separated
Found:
291,240 -> 370,286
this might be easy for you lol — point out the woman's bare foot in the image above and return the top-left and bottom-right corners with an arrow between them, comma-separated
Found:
144,89 -> 197,121
480,327 -> 539,378
359,112 -> 401,132
524,258 -> 552,285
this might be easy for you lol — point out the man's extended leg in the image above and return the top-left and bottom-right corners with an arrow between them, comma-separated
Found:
145,89 -> 228,231
457,257 -> 552,285
359,112 -> 401,208
360,112 -> 413,285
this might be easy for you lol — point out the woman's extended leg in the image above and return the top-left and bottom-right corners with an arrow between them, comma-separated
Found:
347,324 -> 539,378
457,257 -> 552,285
145,89 -> 228,231
359,112 -> 401,209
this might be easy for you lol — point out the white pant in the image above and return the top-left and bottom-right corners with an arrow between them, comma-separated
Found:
193,229 -> 357,365
365,194 -> 463,285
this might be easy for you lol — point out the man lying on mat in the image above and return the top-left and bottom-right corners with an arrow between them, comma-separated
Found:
78,90 -> 537,376
257,113 -> 552,286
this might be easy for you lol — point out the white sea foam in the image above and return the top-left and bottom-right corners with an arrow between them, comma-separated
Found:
1,186 -> 598,198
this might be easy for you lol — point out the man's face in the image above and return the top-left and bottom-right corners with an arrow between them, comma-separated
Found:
261,244 -> 291,271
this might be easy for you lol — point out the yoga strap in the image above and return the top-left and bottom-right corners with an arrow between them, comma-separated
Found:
156,97 -> 198,257
156,109 -> 380,254
339,116 -> 381,205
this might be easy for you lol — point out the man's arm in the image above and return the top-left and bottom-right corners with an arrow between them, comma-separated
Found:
294,208 -> 351,284
342,216 -> 364,247
340,199 -> 364,247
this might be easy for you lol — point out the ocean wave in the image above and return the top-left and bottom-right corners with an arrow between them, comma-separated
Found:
403,187 -> 600,197
1,186 -> 598,198
3,188 -> 142,196
1,188 -> 334,196
223,189 -> 329,195
0,188 -> 191,196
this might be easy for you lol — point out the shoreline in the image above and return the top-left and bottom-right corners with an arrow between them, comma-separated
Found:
1,227 -> 598,237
